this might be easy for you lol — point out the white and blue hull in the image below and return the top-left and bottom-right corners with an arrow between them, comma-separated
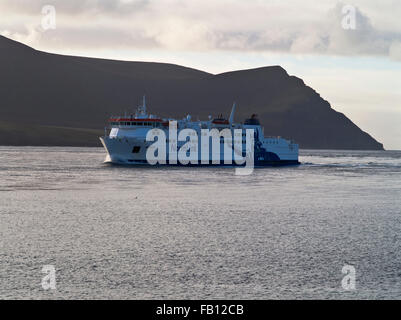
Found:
100,136 -> 299,166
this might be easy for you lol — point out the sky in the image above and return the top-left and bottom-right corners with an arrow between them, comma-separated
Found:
1,0 -> 400,149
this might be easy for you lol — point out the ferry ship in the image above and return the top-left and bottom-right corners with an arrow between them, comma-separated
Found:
100,97 -> 299,166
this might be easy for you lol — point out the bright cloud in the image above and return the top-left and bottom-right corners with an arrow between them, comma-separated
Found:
1,0 -> 401,60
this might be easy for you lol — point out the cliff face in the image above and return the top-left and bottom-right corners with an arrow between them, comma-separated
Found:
0,35 -> 384,149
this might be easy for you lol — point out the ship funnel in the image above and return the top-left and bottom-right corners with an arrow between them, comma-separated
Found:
229,102 -> 236,124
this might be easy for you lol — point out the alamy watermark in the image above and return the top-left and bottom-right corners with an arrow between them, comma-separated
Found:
341,5 -> 356,30
41,5 -> 57,31
145,121 -> 255,175
41,264 -> 56,290
341,265 -> 356,290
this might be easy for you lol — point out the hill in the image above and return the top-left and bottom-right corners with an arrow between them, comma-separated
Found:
0,35 -> 383,149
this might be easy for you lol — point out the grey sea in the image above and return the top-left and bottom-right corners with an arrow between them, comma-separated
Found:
1,146 -> 401,299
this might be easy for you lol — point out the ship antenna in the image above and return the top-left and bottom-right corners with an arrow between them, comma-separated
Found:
143,95 -> 146,114
229,102 -> 236,124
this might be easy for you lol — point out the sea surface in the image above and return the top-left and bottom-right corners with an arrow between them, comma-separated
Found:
0,146 -> 401,299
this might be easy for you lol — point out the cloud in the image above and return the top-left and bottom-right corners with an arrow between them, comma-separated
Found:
322,3 -> 397,56
0,24 -> 42,46
0,0 -> 150,15
389,41 -> 401,61
1,0 -> 401,61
